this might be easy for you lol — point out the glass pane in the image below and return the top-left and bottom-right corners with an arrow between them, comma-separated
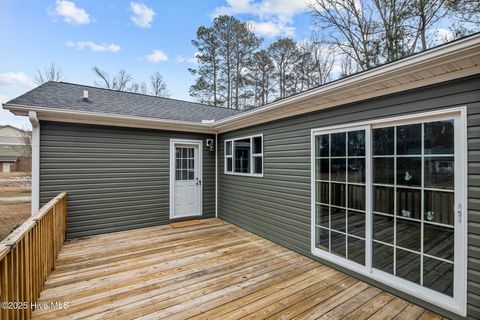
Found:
182,169 -> 188,180
331,132 -> 346,156
373,186 -> 394,214
397,124 -> 422,155
188,148 -> 194,158
175,147 -> 181,158
331,231 -> 346,257
348,130 -> 365,157
316,182 -> 329,205
396,219 -> 421,251
226,141 -> 232,156
188,170 -> 194,180
317,135 -> 329,157
175,169 -> 182,180
316,227 -> 329,250
316,159 -> 329,180
424,191 -> 454,225
373,214 -> 394,244
252,136 -> 262,154
176,159 -> 182,170
396,157 -> 421,187
182,148 -> 188,158
331,183 -> 346,207
182,158 -> 188,170
234,138 -> 250,173
348,185 -> 365,211
373,242 -> 394,274
348,158 -> 365,183
226,158 -> 233,172
424,224 -> 454,261
424,157 -> 454,190
348,237 -> 365,265
424,120 -> 454,155
253,156 -> 262,174
373,158 -> 394,185
316,204 -> 329,228
189,159 -> 194,170
331,158 -> 346,182
423,257 -> 453,297
396,249 -> 421,284
373,127 -> 394,155
397,188 -> 421,220
331,207 -> 346,232
348,211 -> 365,238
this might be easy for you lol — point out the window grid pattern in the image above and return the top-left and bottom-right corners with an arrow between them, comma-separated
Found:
372,120 -> 454,296
315,130 -> 366,266
175,147 -> 195,181
224,135 -> 263,176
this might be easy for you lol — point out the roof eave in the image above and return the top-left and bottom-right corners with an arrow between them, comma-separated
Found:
3,104 -> 216,134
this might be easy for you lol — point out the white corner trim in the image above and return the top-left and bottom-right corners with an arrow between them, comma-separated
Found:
29,111 -> 40,215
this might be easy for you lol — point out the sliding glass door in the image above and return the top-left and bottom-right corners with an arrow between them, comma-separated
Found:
311,109 -> 466,316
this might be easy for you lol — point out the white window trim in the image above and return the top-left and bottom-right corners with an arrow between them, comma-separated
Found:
224,134 -> 264,177
310,107 -> 467,316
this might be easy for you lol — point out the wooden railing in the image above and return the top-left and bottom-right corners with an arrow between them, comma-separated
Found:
0,192 -> 67,320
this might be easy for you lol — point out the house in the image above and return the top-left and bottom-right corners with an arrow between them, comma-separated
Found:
2,33 -> 479,319
0,125 -> 31,172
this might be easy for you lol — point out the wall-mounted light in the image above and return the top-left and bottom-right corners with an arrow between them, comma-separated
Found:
206,139 -> 214,152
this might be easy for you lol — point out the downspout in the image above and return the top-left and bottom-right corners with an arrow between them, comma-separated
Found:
28,111 -> 40,215
215,132 -> 218,218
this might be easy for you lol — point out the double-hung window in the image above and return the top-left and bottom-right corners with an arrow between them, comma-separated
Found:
311,108 -> 467,316
225,135 -> 263,176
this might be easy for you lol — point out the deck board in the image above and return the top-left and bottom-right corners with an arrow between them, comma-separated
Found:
32,218 -> 445,319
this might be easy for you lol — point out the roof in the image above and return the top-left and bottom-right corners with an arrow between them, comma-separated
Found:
6,82 -> 241,123
0,136 -> 25,145
3,33 -> 480,134
0,155 -> 18,162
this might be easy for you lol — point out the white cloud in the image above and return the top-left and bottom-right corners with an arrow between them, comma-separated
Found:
0,94 -> 8,104
248,20 -> 295,37
435,28 -> 454,43
130,2 -> 156,28
53,0 -> 90,25
213,0 -> 308,19
212,0 -> 308,37
0,73 -> 35,88
66,41 -> 121,53
176,53 -> 199,64
145,49 -> 169,62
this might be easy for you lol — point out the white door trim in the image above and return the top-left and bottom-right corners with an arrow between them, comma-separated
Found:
310,106 -> 467,316
169,139 -> 203,219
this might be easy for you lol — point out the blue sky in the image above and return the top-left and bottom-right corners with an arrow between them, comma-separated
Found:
0,0 -> 313,128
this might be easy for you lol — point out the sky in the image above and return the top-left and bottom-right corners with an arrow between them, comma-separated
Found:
0,0 -> 313,129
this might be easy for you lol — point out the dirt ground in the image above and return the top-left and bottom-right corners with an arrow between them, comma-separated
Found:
0,172 -> 31,241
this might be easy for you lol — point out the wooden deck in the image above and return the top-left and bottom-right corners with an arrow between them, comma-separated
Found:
32,219 -> 444,320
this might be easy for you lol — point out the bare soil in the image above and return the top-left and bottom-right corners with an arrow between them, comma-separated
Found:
0,173 -> 31,241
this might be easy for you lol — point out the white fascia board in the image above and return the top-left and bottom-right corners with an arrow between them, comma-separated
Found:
4,104 -> 216,134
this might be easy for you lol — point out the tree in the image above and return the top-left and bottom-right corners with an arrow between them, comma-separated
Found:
248,50 -> 275,107
34,63 -> 64,84
129,82 -> 148,94
150,72 -> 170,97
268,38 -> 301,99
309,0 -> 381,70
190,15 -> 260,110
92,67 -> 132,90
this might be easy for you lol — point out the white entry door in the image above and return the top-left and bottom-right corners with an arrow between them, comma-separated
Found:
3,163 -> 11,173
170,140 -> 203,218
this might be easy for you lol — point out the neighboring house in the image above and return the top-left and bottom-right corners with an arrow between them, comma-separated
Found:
0,125 -> 31,172
2,34 -> 480,319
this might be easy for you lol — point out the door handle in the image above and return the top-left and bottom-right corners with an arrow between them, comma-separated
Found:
196,178 -> 202,186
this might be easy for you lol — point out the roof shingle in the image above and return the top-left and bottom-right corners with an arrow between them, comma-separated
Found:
6,82 -> 242,123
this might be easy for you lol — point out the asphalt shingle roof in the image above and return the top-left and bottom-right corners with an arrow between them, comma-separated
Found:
6,82 -> 242,123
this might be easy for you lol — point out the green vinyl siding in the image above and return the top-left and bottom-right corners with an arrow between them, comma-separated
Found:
40,122 -> 215,239
218,74 -> 480,319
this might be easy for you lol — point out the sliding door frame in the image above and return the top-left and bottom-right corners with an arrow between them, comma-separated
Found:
310,107 -> 467,316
